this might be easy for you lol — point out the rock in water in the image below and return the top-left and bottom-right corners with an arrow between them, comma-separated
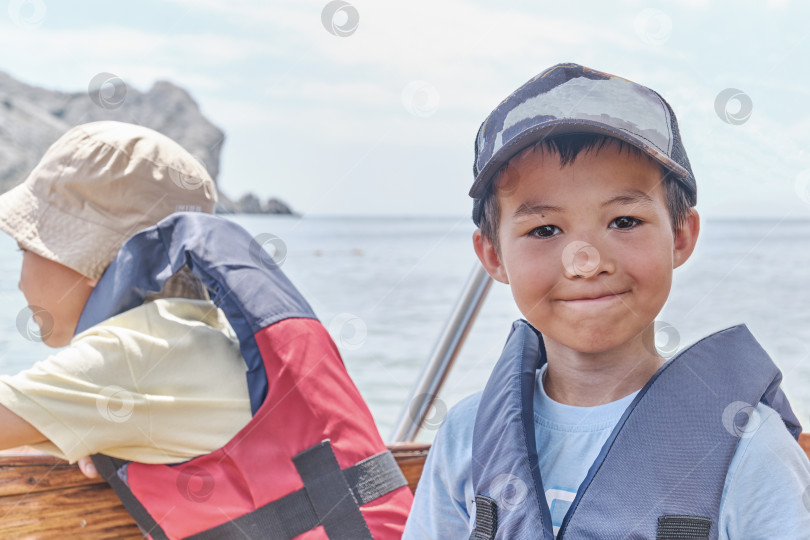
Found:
0,71 -> 224,193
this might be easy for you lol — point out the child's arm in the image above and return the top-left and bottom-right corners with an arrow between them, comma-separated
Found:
0,404 -> 47,448
403,394 -> 480,538
719,403 -> 810,537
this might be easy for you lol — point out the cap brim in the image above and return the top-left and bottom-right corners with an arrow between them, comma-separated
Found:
469,119 -> 692,199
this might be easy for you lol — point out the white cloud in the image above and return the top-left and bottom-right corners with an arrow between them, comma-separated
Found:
1,1 -> 809,216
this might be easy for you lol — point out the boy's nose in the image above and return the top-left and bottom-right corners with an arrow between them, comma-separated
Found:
561,240 -> 614,279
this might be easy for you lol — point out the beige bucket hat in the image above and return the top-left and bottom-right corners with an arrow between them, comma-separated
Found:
0,121 -> 217,281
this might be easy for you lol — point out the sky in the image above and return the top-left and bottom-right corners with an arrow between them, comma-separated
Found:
0,0 -> 809,218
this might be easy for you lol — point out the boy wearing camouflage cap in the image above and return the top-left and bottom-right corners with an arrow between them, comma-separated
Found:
404,63 -> 810,539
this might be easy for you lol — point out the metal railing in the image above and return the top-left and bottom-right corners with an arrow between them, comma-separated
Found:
389,263 -> 492,442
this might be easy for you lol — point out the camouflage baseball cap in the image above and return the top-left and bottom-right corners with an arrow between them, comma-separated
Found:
470,63 -> 696,226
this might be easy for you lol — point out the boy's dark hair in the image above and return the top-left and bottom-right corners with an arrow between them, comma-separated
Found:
145,267 -> 211,303
478,133 -> 694,254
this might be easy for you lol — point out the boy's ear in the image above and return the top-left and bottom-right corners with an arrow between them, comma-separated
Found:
473,229 -> 509,284
673,208 -> 700,269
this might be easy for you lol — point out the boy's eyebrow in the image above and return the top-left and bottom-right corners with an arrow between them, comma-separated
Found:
512,190 -> 655,220
601,190 -> 655,208
513,202 -> 564,219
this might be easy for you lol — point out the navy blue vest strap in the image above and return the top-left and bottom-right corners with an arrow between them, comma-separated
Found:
75,212 -> 316,414
470,321 -> 554,540
187,441 -> 406,540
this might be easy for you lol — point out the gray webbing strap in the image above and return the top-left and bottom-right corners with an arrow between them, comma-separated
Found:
344,449 -> 409,505
469,495 -> 498,540
91,454 -> 169,540
657,515 -> 712,539
293,440 -> 373,539
188,441 -> 406,540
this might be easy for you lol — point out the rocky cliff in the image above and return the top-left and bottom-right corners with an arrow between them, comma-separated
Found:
0,71 -> 294,215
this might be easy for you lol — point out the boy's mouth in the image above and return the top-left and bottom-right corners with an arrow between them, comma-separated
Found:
559,291 -> 629,304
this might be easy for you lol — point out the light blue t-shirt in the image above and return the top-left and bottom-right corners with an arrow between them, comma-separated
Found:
404,364 -> 810,539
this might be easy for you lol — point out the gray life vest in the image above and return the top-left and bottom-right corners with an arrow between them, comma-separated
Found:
469,322 -> 801,540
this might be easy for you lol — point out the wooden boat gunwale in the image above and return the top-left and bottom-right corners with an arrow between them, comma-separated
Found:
0,443 -> 432,537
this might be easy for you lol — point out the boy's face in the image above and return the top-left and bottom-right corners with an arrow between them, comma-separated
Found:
17,248 -> 97,348
474,141 -> 699,357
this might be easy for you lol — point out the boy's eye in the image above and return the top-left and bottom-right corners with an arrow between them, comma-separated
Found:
610,216 -> 642,229
529,225 -> 561,238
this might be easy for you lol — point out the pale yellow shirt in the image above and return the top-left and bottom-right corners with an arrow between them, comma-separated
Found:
0,298 -> 252,463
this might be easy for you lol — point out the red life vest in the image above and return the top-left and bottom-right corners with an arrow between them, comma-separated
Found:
77,213 -> 413,539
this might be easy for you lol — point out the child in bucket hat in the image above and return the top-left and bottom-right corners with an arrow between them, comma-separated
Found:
404,64 -> 810,538
0,122 -> 252,468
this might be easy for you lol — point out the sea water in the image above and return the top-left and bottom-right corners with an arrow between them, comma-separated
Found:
0,215 -> 808,441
